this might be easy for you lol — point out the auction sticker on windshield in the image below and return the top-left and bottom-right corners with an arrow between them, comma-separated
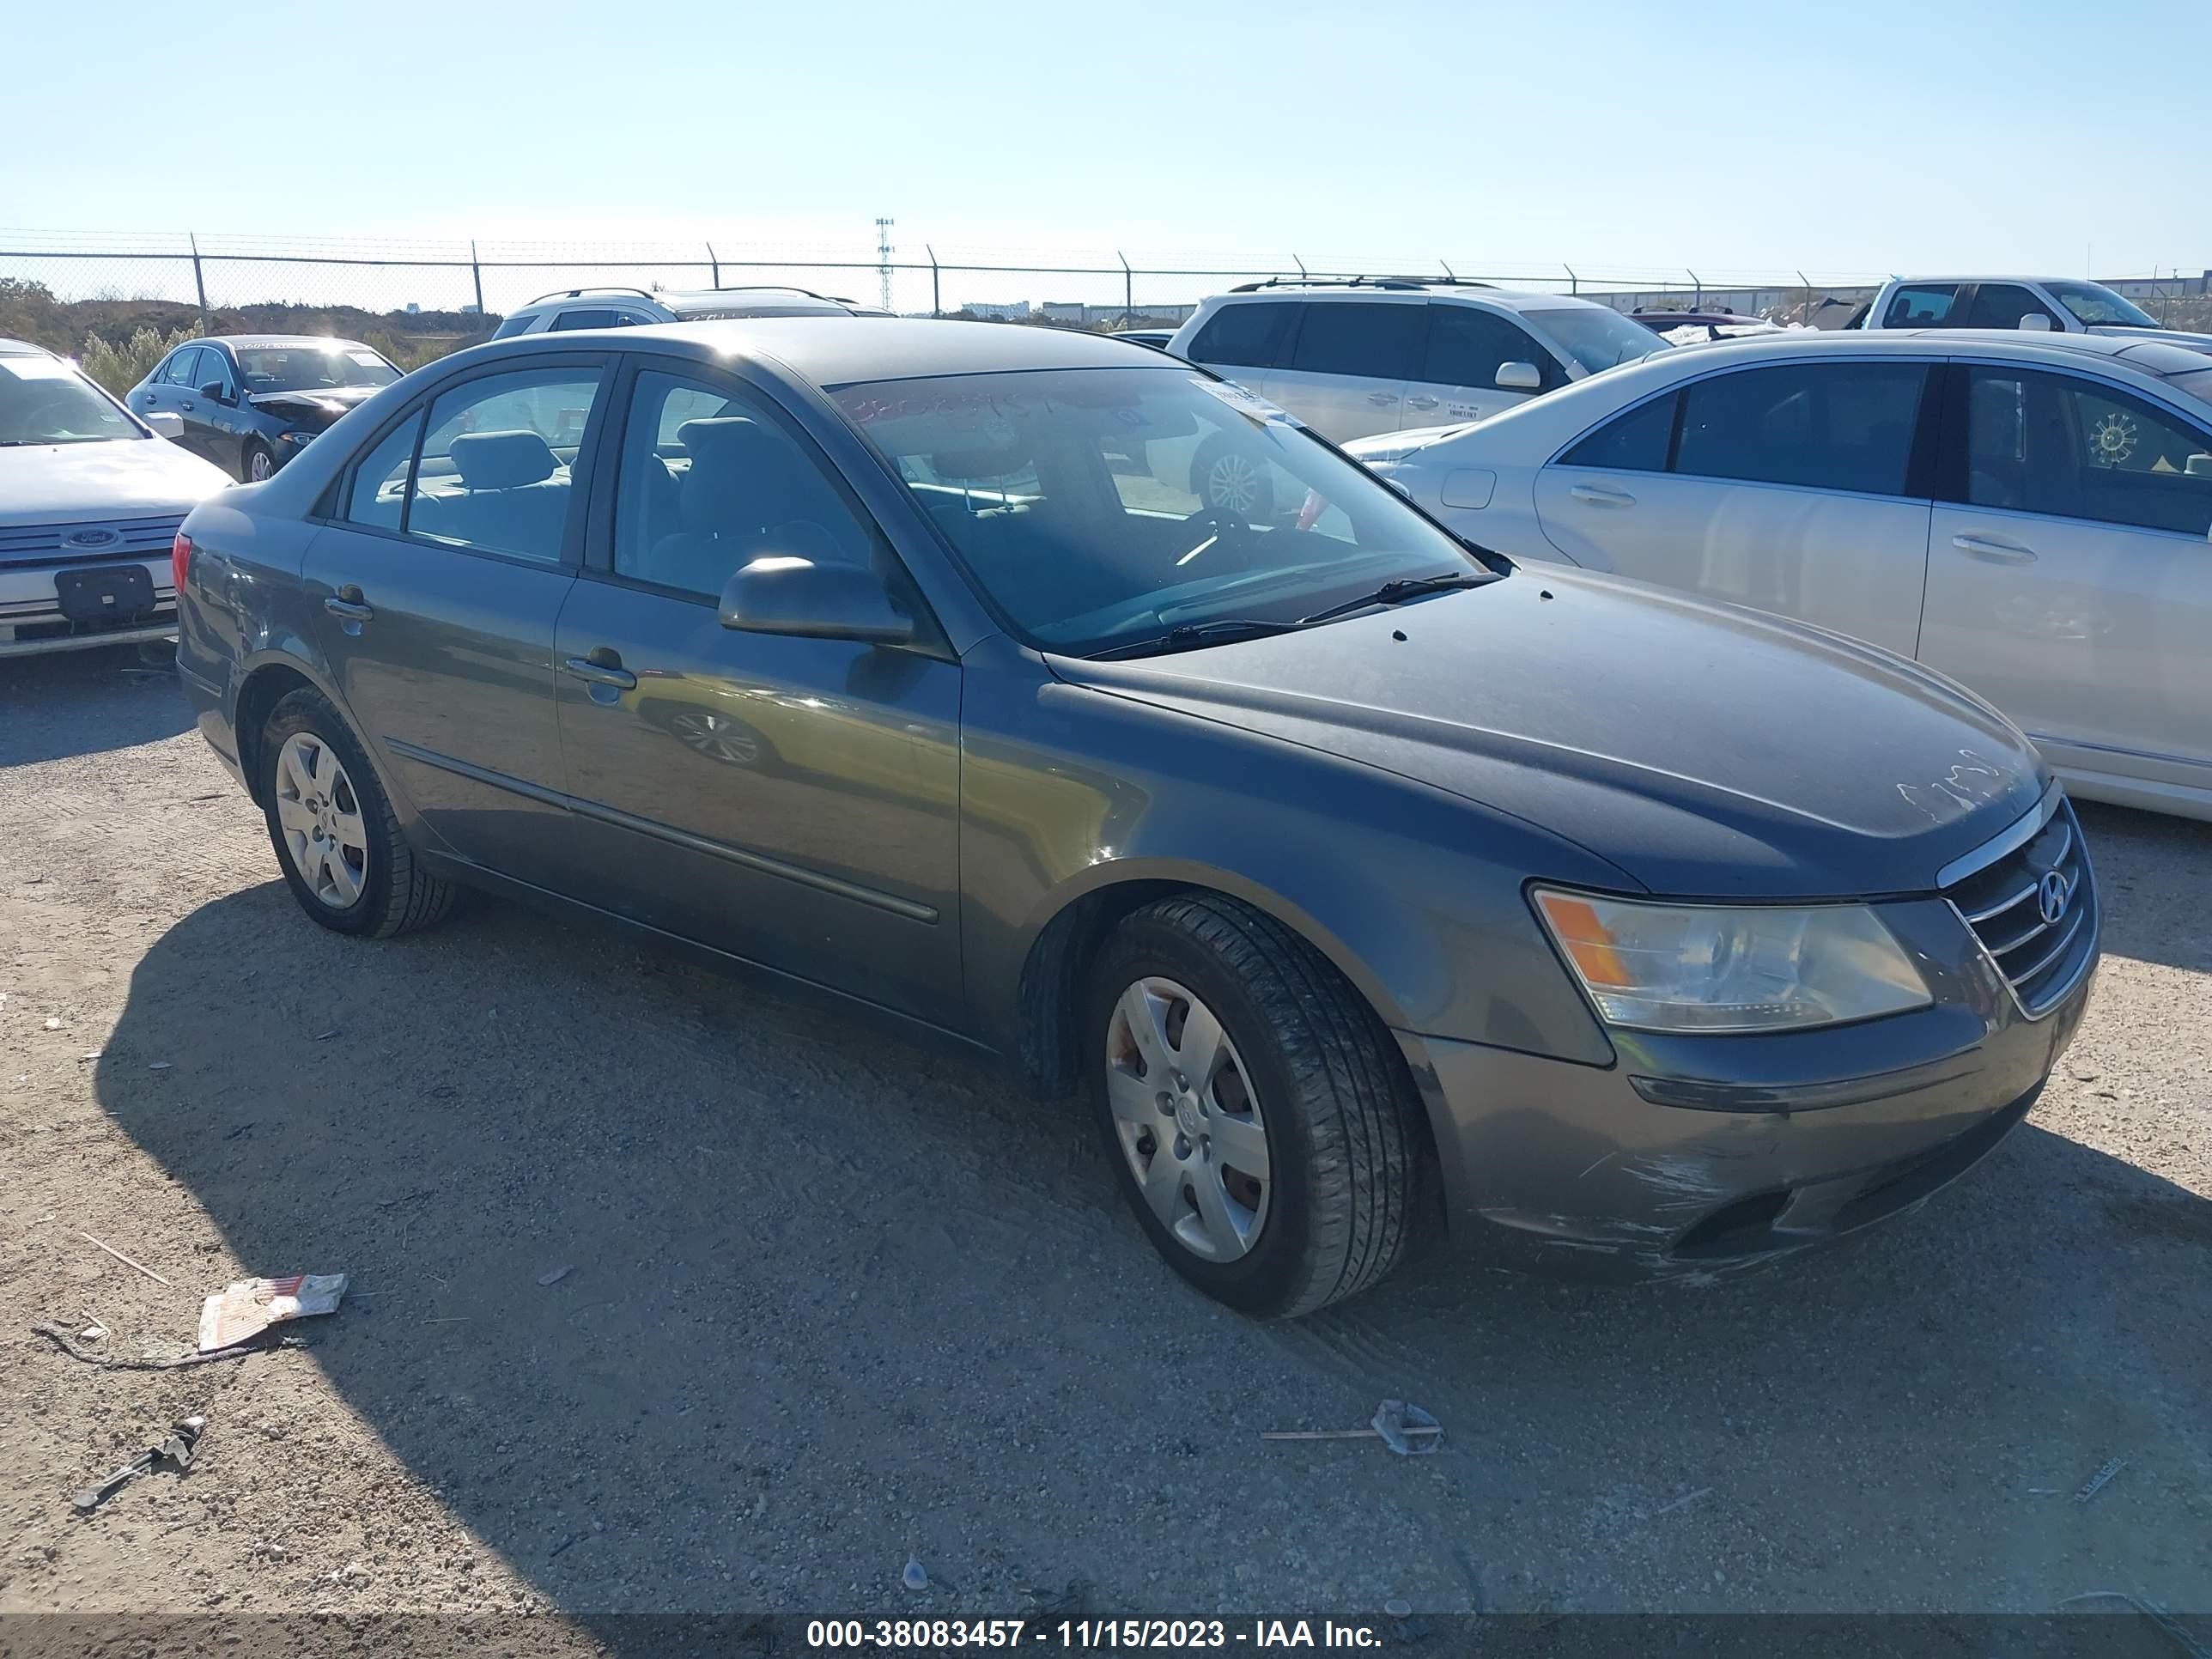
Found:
1191,377 -> 1304,428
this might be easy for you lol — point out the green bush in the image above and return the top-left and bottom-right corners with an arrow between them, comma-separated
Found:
77,325 -> 196,396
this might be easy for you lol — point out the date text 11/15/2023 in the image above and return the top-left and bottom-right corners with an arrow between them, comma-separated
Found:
805,1618 -> 1386,1650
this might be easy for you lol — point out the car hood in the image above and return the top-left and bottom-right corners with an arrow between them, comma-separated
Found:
0,438 -> 232,527
1048,567 -> 2045,899
246,384 -> 386,427
2085,325 -> 2212,355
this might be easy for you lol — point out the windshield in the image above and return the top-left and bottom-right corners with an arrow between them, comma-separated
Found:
2046,281 -> 2160,330
236,344 -> 399,394
0,354 -> 143,447
1523,307 -> 1673,374
833,367 -> 1483,657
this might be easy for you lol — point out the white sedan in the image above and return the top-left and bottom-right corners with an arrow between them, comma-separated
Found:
1346,329 -> 2212,821
1,339 -> 232,659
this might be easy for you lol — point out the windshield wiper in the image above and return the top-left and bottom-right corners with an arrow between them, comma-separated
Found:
1296,571 -> 1495,626
1089,617 -> 1307,660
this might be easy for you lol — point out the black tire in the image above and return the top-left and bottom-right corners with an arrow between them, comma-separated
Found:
259,687 -> 457,939
240,440 -> 277,483
1188,436 -> 1276,522
1086,893 -> 1421,1317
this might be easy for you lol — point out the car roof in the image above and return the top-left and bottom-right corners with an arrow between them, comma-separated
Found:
0,337 -> 55,357
1204,283 -> 1612,316
1881,276 -> 2100,287
202,335 -> 376,350
613,316 -> 1164,386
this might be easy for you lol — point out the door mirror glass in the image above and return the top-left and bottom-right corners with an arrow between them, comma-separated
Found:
720,556 -> 914,644
143,410 -> 185,440
2019,313 -> 2052,331
1495,361 -> 1542,392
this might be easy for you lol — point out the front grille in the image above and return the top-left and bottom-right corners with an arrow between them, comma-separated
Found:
0,513 -> 186,571
1942,797 -> 2096,1017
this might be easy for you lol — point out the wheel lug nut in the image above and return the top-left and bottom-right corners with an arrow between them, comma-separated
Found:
1174,1133 -> 1192,1160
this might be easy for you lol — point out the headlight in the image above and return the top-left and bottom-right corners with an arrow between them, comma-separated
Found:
1531,889 -> 1930,1034
279,429 -> 315,446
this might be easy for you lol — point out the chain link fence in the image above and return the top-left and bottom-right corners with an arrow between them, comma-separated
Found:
7,230 -> 2205,394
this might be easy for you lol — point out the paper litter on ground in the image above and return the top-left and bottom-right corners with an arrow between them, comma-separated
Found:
198,1273 -> 348,1352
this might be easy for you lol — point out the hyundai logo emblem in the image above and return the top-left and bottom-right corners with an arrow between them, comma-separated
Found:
64,527 -> 119,549
2037,869 -> 2072,927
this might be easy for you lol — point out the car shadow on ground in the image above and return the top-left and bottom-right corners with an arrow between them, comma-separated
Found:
89,880 -> 2212,1627
0,644 -> 191,767
2073,801 -> 2212,974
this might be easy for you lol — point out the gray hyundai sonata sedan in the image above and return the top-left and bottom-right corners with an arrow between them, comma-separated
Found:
173,319 -> 2098,1316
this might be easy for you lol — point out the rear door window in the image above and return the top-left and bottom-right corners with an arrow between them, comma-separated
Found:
403,367 -> 607,562
1673,362 -> 1929,495
1287,301 -> 1425,380
1186,302 -> 1296,369
1559,392 -> 1678,471
1881,284 -> 1960,326
162,347 -> 204,387
549,308 -> 617,332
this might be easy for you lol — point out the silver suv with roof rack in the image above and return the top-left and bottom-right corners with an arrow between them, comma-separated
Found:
1166,278 -> 1669,487
489,285 -> 890,339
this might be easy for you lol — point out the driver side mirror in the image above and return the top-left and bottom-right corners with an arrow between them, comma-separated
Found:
144,410 -> 185,441
719,556 -> 914,646
2018,314 -> 2052,332
1495,361 -> 1542,392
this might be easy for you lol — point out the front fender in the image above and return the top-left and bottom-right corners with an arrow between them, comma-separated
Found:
958,649 -> 1623,1069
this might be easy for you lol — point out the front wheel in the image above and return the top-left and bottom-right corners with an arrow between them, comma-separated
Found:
259,688 -> 457,938
1087,894 -> 1423,1317
241,441 -> 276,483
1188,437 -> 1275,521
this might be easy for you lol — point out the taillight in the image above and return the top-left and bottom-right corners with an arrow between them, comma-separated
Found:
171,531 -> 193,596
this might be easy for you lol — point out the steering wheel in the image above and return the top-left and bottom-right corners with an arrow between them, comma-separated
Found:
1176,507 -> 1259,572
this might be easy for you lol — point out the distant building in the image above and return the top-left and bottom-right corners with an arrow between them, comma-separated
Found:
963,300 -> 1030,321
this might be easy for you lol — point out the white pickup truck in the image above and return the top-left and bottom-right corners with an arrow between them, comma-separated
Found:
1855,276 -> 2212,356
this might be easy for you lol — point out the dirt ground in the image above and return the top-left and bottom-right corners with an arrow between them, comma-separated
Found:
2,646 -> 2209,1641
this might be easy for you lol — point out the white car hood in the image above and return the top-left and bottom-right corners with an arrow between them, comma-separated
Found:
1341,421 -> 1481,464
0,439 -> 231,528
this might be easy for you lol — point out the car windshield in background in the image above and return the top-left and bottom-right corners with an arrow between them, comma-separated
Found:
1524,307 -> 1673,374
834,366 -> 1482,657
2045,281 -> 2160,330
0,354 -> 140,446
236,345 -> 400,393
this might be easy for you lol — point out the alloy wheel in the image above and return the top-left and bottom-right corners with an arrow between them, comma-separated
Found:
247,449 -> 275,482
274,732 -> 368,908
1205,453 -> 1263,516
1105,975 -> 1272,1262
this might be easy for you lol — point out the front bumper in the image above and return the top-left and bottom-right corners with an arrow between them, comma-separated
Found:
0,556 -> 176,659
1398,891 -> 2097,1281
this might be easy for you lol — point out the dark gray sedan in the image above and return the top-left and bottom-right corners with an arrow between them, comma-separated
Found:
173,319 -> 2097,1315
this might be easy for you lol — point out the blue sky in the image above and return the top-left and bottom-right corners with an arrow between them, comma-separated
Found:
11,0 -> 2208,286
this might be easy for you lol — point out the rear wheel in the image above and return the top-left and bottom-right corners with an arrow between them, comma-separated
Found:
259,688 -> 456,938
1087,894 -> 1422,1317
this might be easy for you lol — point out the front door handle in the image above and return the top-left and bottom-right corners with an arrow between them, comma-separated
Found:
1405,395 -> 1441,410
1570,483 -> 1637,507
564,653 -> 637,691
1366,391 -> 1400,406
1952,532 -> 2037,563
179,399 -> 195,411
324,583 -> 373,623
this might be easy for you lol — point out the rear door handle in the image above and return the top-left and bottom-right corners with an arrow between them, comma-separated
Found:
1367,391 -> 1400,405
323,583 -> 373,623
1952,532 -> 2037,562
1570,483 -> 1637,507
564,655 -> 637,690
